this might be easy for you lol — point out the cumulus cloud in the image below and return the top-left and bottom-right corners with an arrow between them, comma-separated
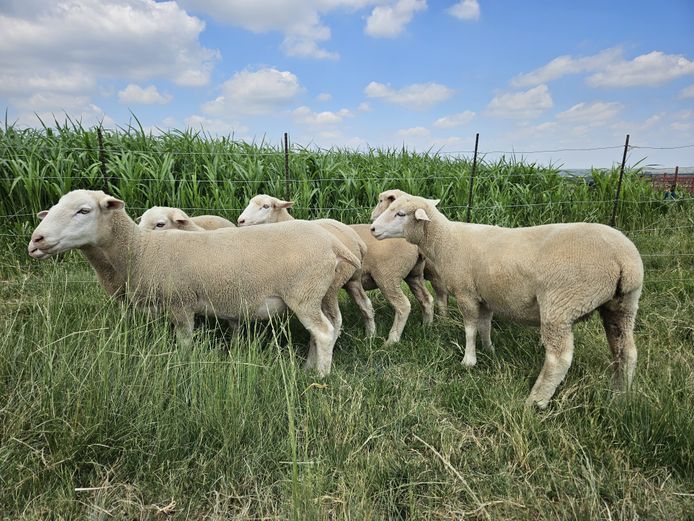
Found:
14,104 -> 115,129
316,92 -> 332,102
512,48 -> 694,89
0,0 -> 217,96
556,101 -> 623,124
447,0 -> 480,21
586,51 -> 694,87
397,126 -> 430,138
365,81 -> 455,110
184,115 -> 248,134
178,0 -> 384,59
118,84 -> 172,105
293,106 -> 353,126
365,0 -> 426,38
487,85 -> 553,119
679,85 -> 694,99
202,68 -> 304,116
433,110 -> 475,128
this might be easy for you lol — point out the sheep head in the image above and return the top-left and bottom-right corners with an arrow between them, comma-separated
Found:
29,189 -> 124,259
370,189 -> 410,222
370,195 -> 440,241
237,194 -> 293,226
138,206 -> 193,230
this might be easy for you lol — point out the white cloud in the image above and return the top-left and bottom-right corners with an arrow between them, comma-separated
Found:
14,104 -> 115,129
511,48 -> 621,87
433,110 -> 475,128
556,101 -> 623,124
316,92 -> 332,102
397,126 -> 430,138
178,0 -> 381,59
487,85 -> 553,119
357,101 -> 372,112
202,68 -> 304,116
293,106 -> 352,126
0,0 -> 217,96
671,121 -> 692,132
587,51 -> 694,87
365,81 -> 455,110
447,0 -> 480,21
679,85 -> 694,99
365,0 -> 426,38
513,48 -> 694,89
118,84 -> 172,105
184,115 -> 248,134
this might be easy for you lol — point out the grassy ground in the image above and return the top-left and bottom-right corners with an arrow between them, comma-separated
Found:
0,127 -> 693,519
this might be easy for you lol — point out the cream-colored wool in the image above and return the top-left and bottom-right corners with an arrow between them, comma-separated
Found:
371,189 -> 449,316
239,194 -> 433,343
29,190 -> 360,376
371,194 -> 644,408
138,206 -> 235,231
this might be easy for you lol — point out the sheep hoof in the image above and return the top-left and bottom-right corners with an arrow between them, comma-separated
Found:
524,396 -> 549,410
461,355 -> 477,367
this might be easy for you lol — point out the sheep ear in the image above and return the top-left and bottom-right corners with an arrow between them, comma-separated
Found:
37,210 -> 48,220
100,196 -> 124,211
414,208 -> 430,222
386,194 -> 396,202
275,199 -> 294,209
135,215 -> 142,223
429,199 -> 440,207
172,209 -> 191,226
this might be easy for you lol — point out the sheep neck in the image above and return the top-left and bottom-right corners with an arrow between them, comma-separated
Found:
406,208 -> 450,264
81,246 -> 124,297
270,208 -> 294,223
84,210 -> 142,285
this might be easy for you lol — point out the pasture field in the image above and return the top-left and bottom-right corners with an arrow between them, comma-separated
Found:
0,124 -> 693,519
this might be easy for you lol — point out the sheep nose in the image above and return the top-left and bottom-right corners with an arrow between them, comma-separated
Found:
238,218 -> 245,225
32,233 -> 45,245
370,226 -> 375,233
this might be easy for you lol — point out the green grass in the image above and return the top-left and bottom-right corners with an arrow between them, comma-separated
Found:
0,124 -> 693,519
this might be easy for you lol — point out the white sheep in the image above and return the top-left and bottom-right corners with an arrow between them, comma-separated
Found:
238,194 -> 434,344
138,206 -> 235,231
371,194 -> 644,408
371,189 -> 449,316
29,190 -> 361,376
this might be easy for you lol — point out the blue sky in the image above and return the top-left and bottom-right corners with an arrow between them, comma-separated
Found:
1,0 -> 693,167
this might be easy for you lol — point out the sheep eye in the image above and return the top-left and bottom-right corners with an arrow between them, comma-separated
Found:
155,222 -> 165,228
396,211 -> 406,217
262,204 -> 270,209
76,208 -> 90,215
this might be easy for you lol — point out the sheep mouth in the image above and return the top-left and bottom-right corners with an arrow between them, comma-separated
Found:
371,230 -> 386,240
29,240 -> 61,258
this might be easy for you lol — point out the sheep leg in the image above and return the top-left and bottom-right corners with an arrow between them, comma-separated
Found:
600,297 -> 638,392
377,279 -> 412,345
478,307 -> 495,353
345,278 -> 376,337
526,323 -> 574,409
295,307 -> 336,377
322,287 -> 343,344
424,263 -> 448,317
405,272 -> 434,325
171,309 -> 194,348
456,296 -> 480,367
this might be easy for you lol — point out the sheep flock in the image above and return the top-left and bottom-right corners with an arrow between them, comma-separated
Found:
28,188 -> 643,408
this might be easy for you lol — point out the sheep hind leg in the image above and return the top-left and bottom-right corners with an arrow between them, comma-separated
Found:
600,297 -> 638,392
345,277 -> 376,337
526,323 -> 574,409
377,279 -> 411,345
405,272 -> 434,326
478,307 -> 495,354
295,307 -> 336,377
429,273 -> 449,317
171,309 -> 195,348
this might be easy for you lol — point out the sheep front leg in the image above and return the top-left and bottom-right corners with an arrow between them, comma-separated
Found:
526,322 -> 574,409
405,272 -> 434,325
172,309 -> 195,348
378,279 -> 412,345
345,279 -> 376,337
456,295 -> 480,367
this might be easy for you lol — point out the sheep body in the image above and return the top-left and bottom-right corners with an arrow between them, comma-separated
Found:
371,195 -> 643,407
138,206 -> 235,231
29,190 -> 359,376
239,195 -> 433,343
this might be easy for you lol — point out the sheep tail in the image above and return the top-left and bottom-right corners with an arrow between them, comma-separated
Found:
615,253 -> 644,300
332,239 -> 361,270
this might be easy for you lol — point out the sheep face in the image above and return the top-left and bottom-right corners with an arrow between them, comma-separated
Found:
370,196 -> 438,241
138,206 -> 192,230
238,194 -> 292,226
29,190 -> 124,259
370,189 -> 409,222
